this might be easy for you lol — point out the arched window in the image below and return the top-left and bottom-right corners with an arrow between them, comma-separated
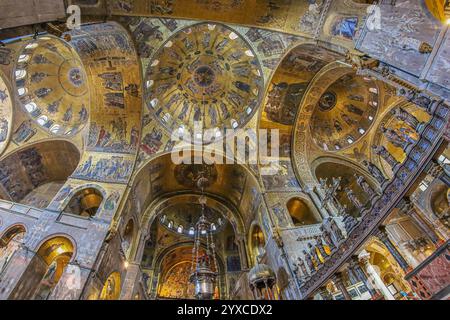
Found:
10,236 -> 74,300
15,69 -> 27,80
0,225 -> 26,272
65,188 -> 103,217
286,198 -> 320,226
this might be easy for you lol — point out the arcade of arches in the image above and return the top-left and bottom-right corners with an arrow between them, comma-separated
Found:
0,0 -> 449,300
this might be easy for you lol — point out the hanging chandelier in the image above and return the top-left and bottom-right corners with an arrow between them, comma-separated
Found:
189,173 -> 218,300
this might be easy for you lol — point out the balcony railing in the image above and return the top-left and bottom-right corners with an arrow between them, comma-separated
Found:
298,99 -> 449,298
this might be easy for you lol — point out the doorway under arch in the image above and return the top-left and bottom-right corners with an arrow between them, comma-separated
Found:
10,235 -> 75,300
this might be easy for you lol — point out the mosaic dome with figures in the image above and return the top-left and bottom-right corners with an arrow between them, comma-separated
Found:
145,23 -> 264,137
14,36 -> 89,136
310,73 -> 379,151
0,73 -> 12,155
0,0 -> 449,303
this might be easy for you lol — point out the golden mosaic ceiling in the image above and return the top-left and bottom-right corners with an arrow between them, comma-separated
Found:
14,36 -> 89,136
145,23 -> 264,136
310,72 -> 379,151
0,73 -> 12,155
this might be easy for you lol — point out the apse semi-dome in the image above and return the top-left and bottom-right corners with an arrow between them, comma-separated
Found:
14,36 -> 89,136
145,23 -> 264,139
0,72 -> 13,154
310,73 -> 379,151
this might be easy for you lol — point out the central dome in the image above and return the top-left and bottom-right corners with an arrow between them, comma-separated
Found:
145,23 -> 264,137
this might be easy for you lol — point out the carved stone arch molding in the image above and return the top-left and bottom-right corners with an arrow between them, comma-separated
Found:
0,223 -> 27,246
32,232 -> 78,263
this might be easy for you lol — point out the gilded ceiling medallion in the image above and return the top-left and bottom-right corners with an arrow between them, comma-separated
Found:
145,23 -> 264,137
318,91 -> 337,111
14,36 -> 90,136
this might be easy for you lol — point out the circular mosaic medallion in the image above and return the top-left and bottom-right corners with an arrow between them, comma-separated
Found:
318,91 -> 337,111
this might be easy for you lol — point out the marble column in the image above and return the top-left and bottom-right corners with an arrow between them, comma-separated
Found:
358,250 -> 395,300
119,262 -> 141,300
377,226 -> 410,271
400,198 -> 440,245
134,231 -> 149,264
332,272 -> 352,300
348,256 -> 377,296
48,262 -> 92,300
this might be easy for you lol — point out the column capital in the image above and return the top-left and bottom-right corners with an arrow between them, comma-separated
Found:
399,197 -> 415,214
347,255 -> 361,270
